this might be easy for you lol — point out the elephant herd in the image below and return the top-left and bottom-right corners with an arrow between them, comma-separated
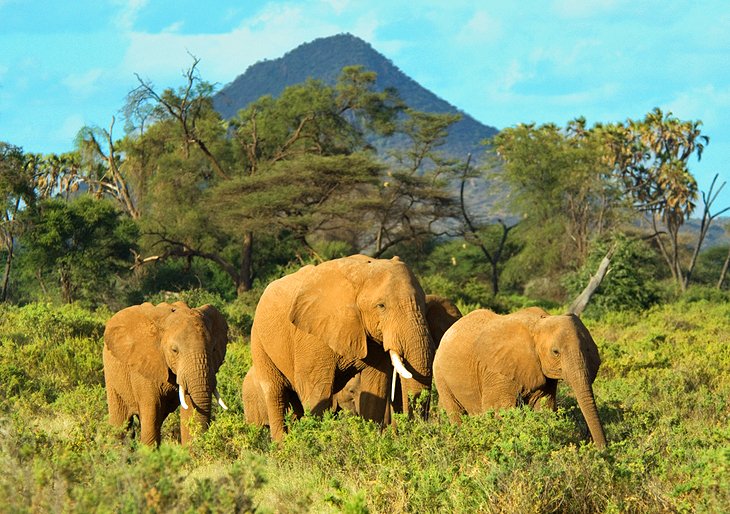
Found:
102,254 -> 607,449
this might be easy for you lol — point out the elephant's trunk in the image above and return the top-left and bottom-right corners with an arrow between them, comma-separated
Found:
178,358 -> 213,444
565,358 -> 607,449
385,304 -> 434,419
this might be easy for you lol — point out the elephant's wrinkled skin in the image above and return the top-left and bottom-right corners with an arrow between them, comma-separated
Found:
103,301 -> 228,446
249,255 -> 434,440
434,307 -> 607,448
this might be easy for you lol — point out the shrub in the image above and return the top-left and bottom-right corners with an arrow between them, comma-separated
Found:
564,234 -> 662,315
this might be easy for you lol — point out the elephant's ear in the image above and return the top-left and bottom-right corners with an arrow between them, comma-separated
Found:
104,305 -> 169,384
198,304 -> 229,371
289,265 -> 367,360
425,295 -> 463,346
483,319 -> 546,391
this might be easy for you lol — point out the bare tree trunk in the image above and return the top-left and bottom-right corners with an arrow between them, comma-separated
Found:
685,174 -> 729,289
569,245 -> 616,316
1,241 -> 13,302
718,248 -> 730,290
458,154 -> 516,296
35,269 -> 48,296
237,231 -> 254,296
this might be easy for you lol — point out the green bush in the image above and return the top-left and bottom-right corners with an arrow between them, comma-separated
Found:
565,235 -> 662,315
0,302 -> 107,344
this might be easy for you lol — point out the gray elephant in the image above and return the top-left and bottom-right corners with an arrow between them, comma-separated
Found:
103,301 -> 229,446
433,307 -> 606,448
249,255 -> 434,441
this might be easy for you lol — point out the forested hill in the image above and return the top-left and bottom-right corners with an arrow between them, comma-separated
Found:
213,33 -> 498,158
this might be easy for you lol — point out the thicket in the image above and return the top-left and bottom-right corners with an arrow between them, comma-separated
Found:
0,299 -> 727,512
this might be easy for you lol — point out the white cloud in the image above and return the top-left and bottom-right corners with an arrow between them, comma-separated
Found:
665,85 -> 730,127
112,0 -> 149,32
161,21 -> 184,34
119,3 -> 359,84
54,114 -> 86,144
62,69 -> 105,97
496,60 -> 533,93
322,0 -> 351,15
456,10 -> 502,44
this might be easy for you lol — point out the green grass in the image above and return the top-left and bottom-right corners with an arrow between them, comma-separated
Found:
0,300 -> 727,512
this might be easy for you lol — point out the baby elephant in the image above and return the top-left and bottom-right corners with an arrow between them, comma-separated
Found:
103,301 -> 229,446
433,307 -> 606,448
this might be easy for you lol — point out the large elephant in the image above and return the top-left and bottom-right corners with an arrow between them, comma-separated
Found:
433,307 -> 607,448
103,301 -> 229,446
249,255 -> 434,440
333,294 -> 463,416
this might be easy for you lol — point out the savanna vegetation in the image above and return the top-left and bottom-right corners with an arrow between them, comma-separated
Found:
0,59 -> 728,512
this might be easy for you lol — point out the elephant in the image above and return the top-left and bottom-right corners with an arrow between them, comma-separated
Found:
249,254 -> 435,441
241,364 -> 304,426
433,306 -> 607,448
332,294 -> 463,416
103,301 -> 229,446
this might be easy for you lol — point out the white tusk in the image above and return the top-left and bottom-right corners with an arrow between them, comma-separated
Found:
389,351 -> 413,379
214,388 -> 228,410
391,368 -> 398,402
179,387 -> 189,410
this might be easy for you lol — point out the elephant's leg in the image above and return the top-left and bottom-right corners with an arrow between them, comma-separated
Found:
138,402 -> 164,446
179,397 -> 194,444
436,381 -> 466,424
106,386 -> 131,428
297,375 -> 335,416
480,372 -> 521,412
357,365 -> 389,423
262,380 -> 289,441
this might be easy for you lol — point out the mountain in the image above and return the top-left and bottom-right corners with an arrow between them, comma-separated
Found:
213,33 -> 498,159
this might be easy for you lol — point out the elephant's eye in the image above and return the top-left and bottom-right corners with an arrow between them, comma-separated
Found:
171,346 -> 179,354
376,303 -> 385,310
551,348 -> 560,357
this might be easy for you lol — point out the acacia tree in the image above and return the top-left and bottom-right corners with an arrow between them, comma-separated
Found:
368,109 -> 463,257
457,154 -> 518,295
492,120 -> 623,284
75,117 -> 141,219
19,197 -> 138,305
125,61 -> 402,295
604,108 -> 709,290
0,143 -> 35,301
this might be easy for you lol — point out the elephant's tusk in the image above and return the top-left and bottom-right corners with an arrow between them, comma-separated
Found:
179,387 -> 189,410
391,368 -> 398,402
389,351 -> 413,379
214,388 -> 228,410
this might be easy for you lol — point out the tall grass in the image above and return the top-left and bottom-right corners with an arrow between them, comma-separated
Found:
0,300 -> 727,512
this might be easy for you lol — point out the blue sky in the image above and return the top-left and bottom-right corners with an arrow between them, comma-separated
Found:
2,0 -> 729,207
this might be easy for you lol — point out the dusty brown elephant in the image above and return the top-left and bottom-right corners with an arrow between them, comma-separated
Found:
433,307 -> 607,448
249,255 -> 435,441
241,364 -> 304,426
332,294 -> 463,415
103,301 -> 229,446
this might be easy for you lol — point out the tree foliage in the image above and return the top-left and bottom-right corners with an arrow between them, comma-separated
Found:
492,120 -> 623,285
601,108 -> 709,288
19,197 -> 138,306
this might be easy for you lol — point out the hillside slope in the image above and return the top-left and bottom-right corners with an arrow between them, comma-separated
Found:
213,33 -> 498,159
